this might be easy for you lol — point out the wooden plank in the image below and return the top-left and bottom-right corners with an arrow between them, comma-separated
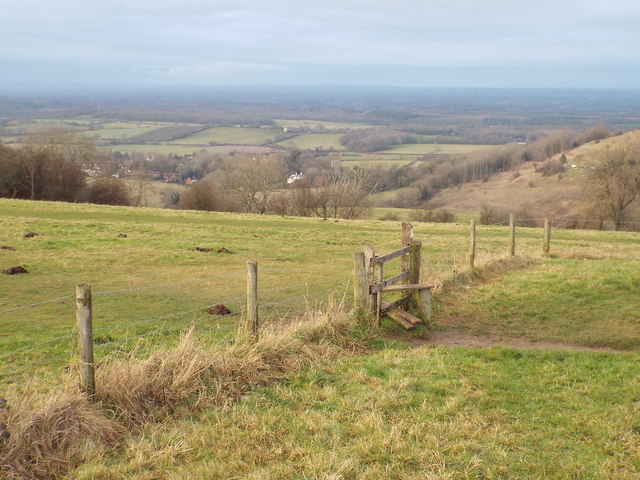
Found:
372,246 -> 411,266
394,309 -> 423,326
380,296 -> 411,314
382,282 -> 434,292
369,271 -> 410,294
386,309 -> 416,330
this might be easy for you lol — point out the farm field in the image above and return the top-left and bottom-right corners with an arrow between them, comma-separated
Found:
274,119 -> 374,130
1,199 -> 640,479
169,126 -> 281,145
275,133 -> 347,151
379,143 -> 496,155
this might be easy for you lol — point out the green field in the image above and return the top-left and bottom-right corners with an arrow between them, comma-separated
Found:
275,133 -> 347,151
379,143 -> 496,155
1,199 -> 640,479
170,126 -> 282,145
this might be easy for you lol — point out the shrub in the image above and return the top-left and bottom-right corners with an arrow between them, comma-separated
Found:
378,212 -> 400,221
535,159 -> 565,177
84,178 -> 131,206
410,208 -> 455,223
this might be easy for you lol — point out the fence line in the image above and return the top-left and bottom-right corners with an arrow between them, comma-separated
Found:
0,270 -> 353,374
5,215 -> 637,389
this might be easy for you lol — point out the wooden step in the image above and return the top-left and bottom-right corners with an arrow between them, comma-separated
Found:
386,308 -> 423,330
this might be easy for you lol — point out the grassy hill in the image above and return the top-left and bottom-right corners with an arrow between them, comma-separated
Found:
1,199 -> 639,479
426,130 -> 640,221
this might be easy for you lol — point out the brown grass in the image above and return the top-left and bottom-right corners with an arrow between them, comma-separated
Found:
0,390 -> 121,480
0,307 -> 365,479
96,307 -> 365,425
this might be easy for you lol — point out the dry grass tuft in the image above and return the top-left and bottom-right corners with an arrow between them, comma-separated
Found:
0,390 -> 122,480
96,306 -> 364,425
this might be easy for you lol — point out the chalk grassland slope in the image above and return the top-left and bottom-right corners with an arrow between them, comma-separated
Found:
1,200 -> 639,479
427,129 -> 640,217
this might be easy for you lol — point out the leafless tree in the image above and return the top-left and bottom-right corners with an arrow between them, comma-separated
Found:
588,145 -> 640,230
219,155 -> 286,214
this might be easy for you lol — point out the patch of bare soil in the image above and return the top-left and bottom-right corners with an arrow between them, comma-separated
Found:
387,329 -> 630,353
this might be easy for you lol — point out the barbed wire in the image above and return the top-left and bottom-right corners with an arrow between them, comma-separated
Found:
92,270 -> 245,296
0,295 -> 75,315
0,331 -> 76,360
0,259 -> 355,315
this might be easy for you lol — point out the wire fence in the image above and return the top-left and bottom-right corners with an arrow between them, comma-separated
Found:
0,258 -> 355,383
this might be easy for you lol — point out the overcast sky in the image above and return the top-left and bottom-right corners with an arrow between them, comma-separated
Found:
2,0 -> 640,89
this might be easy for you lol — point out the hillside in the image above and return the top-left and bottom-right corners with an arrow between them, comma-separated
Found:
426,129 -> 640,222
1,200 -> 640,479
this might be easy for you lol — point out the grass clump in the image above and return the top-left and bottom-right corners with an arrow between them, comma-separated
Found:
0,391 -> 121,480
0,306 -> 367,479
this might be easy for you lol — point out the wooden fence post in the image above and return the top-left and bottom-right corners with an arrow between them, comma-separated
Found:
76,284 -> 95,398
240,261 -> 259,342
401,222 -> 413,274
353,251 -> 368,313
469,219 -> 476,270
543,217 -> 551,256
410,240 -> 422,311
363,246 -> 376,320
509,212 -> 516,257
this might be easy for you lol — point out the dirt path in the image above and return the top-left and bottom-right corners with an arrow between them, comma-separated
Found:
388,329 -> 632,354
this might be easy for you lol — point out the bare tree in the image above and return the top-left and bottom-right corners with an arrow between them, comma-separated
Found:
588,145 -> 640,230
311,168 -> 374,219
219,155 -> 286,214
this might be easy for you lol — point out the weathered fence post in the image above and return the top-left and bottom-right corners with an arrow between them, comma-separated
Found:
401,222 -> 413,274
76,284 -> 95,398
240,260 -> 259,342
363,246 -> 376,320
469,219 -> 476,270
509,212 -> 516,256
543,218 -> 551,256
410,239 -> 422,311
353,251 -> 368,313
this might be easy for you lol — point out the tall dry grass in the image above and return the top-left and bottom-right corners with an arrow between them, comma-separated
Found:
0,306 -> 365,479
0,390 -> 121,480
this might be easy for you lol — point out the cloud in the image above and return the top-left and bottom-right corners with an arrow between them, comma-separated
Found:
1,0 -> 640,87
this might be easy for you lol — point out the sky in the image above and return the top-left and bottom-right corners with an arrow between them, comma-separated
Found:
2,0 -> 640,89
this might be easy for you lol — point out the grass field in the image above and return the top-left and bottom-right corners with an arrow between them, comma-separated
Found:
274,119 -> 374,130
379,143 -> 496,155
275,133 -> 347,151
170,126 -> 282,146
71,346 -> 640,479
2,199 -> 640,479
